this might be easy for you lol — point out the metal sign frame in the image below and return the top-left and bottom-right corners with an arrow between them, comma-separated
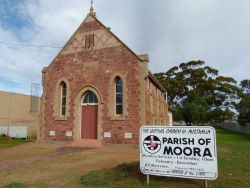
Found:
140,126 -> 218,180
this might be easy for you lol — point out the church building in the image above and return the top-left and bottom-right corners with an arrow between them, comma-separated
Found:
40,5 -> 169,144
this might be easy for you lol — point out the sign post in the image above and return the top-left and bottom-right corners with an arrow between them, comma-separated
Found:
147,174 -> 149,185
140,126 -> 218,184
204,180 -> 208,188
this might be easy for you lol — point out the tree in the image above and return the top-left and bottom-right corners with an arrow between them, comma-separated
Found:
208,107 -> 234,123
240,79 -> 250,94
181,102 -> 199,126
155,60 -> 240,125
175,93 -> 209,126
155,60 -> 241,109
208,107 -> 224,123
223,108 -> 234,121
237,94 -> 250,125
236,80 -> 250,125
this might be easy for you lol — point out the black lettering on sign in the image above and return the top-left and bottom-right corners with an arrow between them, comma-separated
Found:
203,148 -> 212,157
183,147 -> 192,156
162,137 -> 195,145
163,146 -> 173,155
163,146 -> 213,157
193,147 -> 201,156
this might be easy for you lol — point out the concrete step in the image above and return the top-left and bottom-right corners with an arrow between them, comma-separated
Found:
69,139 -> 102,148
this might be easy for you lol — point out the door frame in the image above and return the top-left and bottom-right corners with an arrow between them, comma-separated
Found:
73,85 -> 104,141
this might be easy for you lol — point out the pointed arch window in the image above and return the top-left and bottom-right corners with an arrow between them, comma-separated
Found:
115,77 -> 123,115
60,81 -> 67,116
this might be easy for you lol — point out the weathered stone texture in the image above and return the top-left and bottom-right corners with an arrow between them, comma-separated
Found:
42,14 -> 168,144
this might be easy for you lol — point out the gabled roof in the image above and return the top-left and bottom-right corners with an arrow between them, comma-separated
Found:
43,12 -> 143,71
91,14 -> 143,62
42,10 -> 166,94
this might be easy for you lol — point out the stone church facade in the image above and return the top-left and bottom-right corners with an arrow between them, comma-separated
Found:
40,8 -> 169,144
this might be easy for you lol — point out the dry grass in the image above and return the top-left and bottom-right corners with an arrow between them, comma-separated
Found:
0,129 -> 249,188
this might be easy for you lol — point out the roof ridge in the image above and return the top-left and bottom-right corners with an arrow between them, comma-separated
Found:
43,13 -> 144,71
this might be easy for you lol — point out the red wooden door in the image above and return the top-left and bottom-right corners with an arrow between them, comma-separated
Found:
81,105 -> 98,139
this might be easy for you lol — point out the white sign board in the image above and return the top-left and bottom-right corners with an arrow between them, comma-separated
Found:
140,126 -> 218,180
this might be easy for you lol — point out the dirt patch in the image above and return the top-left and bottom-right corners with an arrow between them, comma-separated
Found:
0,143 -> 62,162
0,147 -> 89,171
0,144 -> 139,187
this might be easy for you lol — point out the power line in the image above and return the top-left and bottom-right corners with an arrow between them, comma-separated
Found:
0,41 -> 62,49
0,40 -> 95,50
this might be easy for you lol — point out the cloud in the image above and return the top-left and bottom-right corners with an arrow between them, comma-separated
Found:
0,0 -> 86,94
86,0 -> 250,82
0,0 -> 250,95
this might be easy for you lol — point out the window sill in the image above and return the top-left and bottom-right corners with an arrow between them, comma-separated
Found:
55,116 -> 67,121
110,115 -> 125,121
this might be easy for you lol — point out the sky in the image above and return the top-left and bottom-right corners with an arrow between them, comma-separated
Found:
0,0 -> 250,95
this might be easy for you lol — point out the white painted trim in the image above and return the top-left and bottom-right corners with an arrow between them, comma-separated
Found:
82,103 -> 98,106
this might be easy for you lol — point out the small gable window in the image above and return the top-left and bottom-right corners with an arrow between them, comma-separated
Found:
85,34 -> 95,49
60,82 -> 67,116
115,77 -> 123,115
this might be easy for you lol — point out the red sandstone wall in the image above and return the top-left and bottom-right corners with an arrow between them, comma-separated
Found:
144,80 -> 169,125
43,18 -> 141,144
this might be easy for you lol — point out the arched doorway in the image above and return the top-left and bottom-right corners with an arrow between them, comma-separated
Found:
81,91 -> 98,139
